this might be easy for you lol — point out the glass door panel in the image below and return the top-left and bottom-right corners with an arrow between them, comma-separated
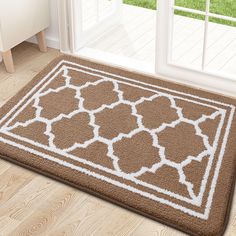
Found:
205,17 -> 236,75
75,0 -> 122,50
167,0 -> 236,78
171,10 -> 205,70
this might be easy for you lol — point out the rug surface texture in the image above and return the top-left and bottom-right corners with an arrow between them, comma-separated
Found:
0,55 -> 236,236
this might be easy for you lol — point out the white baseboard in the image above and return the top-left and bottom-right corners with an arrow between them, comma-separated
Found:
26,36 -> 60,49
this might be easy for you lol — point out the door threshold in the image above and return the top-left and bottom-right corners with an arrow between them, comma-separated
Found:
75,47 -> 155,74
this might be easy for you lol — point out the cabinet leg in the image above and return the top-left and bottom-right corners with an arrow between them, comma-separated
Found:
36,30 -> 47,52
2,50 -> 15,73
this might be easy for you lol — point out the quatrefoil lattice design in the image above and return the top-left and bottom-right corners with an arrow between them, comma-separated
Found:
3,65 -> 225,207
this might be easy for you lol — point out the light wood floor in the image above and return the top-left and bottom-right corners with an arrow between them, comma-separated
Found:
0,42 -> 235,236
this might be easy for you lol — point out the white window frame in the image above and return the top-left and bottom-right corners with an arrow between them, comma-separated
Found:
156,0 -> 236,97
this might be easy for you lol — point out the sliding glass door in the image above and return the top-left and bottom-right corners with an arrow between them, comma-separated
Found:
58,0 -> 236,95
70,0 -> 122,51
67,0 -> 157,72
156,0 -> 236,95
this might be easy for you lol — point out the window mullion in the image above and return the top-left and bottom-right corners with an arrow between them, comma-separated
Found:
172,6 -> 206,16
202,0 -> 210,71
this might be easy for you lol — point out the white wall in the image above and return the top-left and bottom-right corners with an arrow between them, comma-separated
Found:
27,0 -> 60,49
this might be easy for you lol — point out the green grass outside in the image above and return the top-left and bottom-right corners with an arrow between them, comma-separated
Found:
123,0 -> 236,27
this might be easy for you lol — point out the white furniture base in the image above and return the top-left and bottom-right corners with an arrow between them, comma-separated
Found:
0,0 -> 49,73
1,50 -> 15,73
1,30 -> 47,73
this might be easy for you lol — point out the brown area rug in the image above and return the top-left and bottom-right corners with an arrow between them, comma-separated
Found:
0,55 -> 236,236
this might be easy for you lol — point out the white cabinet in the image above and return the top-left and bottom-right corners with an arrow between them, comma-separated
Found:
0,0 -> 50,72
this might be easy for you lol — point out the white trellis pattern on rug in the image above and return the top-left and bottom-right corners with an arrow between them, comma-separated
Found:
0,60 -> 234,220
